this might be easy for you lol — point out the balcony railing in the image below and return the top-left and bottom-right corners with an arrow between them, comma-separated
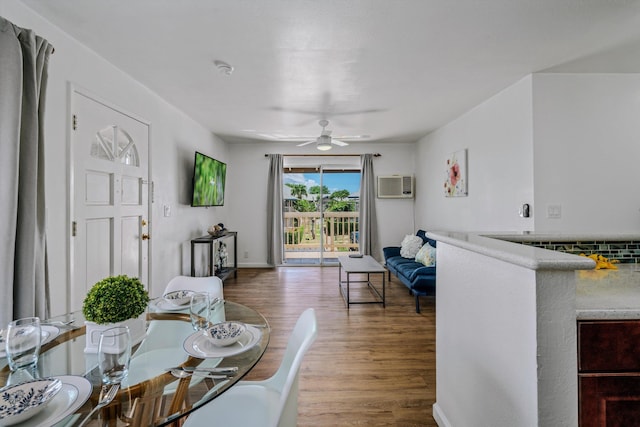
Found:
284,211 -> 359,257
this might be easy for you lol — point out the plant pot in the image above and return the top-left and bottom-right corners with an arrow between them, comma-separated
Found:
84,313 -> 147,353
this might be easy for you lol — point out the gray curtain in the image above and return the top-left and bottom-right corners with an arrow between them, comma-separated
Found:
266,154 -> 284,266
359,154 -> 380,260
0,17 -> 53,327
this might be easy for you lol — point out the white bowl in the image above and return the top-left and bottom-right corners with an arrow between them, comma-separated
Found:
162,290 -> 194,307
0,378 -> 63,426
206,322 -> 246,347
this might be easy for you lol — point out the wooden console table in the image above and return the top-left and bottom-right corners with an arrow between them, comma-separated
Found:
190,231 -> 237,280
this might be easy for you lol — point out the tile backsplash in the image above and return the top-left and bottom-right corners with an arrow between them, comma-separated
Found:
520,240 -> 640,264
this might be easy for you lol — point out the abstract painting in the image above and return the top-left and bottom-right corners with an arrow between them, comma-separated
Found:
444,149 -> 467,197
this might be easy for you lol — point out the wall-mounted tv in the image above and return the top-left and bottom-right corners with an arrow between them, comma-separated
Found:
191,151 -> 226,207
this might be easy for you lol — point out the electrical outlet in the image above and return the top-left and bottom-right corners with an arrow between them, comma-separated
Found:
244,251 -> 249,259
163,204 -> 171,217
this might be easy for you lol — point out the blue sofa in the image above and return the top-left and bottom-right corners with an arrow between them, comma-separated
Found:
383,230 -> 436,313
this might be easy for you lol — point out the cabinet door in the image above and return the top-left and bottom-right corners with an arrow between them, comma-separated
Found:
580,375 -> 640,427
578,320 -> 640,372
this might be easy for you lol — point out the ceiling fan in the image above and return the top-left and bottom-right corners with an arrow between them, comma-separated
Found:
296,120 -> 349,151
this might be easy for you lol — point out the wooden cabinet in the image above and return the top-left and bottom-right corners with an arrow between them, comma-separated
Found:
578,320 -> 640,426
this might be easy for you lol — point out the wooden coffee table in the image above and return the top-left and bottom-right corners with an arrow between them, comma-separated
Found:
338,255 -> 386,308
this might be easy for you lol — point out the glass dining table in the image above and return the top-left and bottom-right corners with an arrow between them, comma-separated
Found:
0,299 -> 270,426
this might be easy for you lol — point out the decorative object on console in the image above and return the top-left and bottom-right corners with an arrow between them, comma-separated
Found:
444,149 -> 468,197
217,241 -> 228,272
82,275 -> 149,353
208,223 -> 226,237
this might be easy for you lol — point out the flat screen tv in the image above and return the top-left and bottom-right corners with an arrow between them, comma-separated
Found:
191,151 -> 226,207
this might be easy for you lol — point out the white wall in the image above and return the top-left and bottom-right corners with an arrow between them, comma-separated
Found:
3,2 -> 228,315
532,73 -> 640,233
415,72 -> 640,236
227,141 -> 418,266
415,76 -> 535,233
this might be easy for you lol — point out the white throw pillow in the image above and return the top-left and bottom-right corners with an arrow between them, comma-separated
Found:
400,234 -> 423,259
415,243 -> 436,267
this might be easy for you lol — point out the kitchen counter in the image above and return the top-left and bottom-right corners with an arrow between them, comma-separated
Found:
576,264 -> 640,320
428,231 -> 640,320
425,230 -> 639,426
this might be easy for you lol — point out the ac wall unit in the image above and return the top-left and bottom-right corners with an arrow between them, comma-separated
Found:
377,175 -> 414,199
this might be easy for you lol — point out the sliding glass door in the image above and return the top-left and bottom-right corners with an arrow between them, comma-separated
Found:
283,166 -> 360,265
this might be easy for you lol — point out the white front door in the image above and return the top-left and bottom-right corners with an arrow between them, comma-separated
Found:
71,88 -> 150,311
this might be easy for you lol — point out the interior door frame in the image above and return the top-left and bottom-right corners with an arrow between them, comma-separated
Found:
67,83 -> 153,313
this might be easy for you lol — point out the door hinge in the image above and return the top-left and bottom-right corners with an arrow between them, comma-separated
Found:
72,221 -> 77,237
72,114 -> 78,130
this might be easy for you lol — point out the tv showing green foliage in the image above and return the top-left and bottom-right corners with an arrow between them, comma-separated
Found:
191,151 -> 226,206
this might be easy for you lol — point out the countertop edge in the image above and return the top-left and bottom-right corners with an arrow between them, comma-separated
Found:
426,231 -> 596,271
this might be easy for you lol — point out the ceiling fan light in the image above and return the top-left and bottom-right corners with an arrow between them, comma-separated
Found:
317,141 -> 332,151
316,135 -> 332,151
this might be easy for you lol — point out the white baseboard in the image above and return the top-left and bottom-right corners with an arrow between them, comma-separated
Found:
433,402 -> 452,427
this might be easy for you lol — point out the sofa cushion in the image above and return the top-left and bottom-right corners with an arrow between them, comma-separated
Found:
408,265 -> 437,281
393,258 -> 425,278
400,234 -> 423,258
415,243 -> 436,267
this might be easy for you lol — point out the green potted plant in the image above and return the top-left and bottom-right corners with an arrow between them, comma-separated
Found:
82,275 -> 150,352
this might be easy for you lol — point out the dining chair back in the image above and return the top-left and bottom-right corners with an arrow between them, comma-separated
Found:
140,275 -> 225,353
163,275 -> 224,301
183,308 -> 318,427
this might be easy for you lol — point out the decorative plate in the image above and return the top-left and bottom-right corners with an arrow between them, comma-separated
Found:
17,375 -> 92,427
0,378 -> 62,426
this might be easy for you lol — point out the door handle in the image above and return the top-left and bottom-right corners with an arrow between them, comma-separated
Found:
141,233 -> 150,240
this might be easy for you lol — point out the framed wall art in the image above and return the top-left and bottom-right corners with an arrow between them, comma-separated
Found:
444,149 -> 468,197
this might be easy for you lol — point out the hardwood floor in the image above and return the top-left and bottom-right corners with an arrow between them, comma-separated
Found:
222,266 -> 438,427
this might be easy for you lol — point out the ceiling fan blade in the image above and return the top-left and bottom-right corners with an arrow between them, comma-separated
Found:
296,140 -> 316,147
332,139 -> 349,147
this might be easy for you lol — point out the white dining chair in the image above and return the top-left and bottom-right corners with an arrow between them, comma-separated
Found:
140,275 -> 225,352
163,275 -> 224,301
183,307 -> 318,427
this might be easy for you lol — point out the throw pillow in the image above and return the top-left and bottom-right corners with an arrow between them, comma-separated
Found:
415,243 -> 436,267
400,234 -> 423,259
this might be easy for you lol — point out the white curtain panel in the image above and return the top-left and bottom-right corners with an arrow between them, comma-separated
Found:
359,154 -> 380,260
266,154 -> 284,266
0,16 -> 53,326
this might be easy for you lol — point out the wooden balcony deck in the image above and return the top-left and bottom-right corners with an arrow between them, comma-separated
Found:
284,211 -> 358,264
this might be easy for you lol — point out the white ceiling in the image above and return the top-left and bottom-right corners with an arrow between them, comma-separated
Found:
21,0 -> 640,145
